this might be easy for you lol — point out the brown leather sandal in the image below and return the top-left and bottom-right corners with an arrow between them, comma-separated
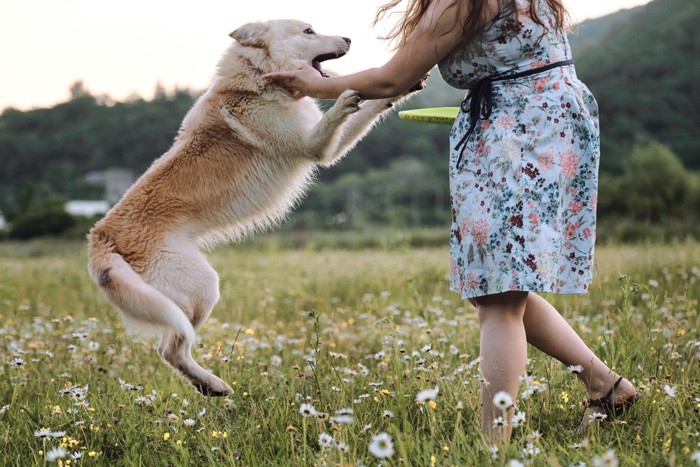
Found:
577,376 -> 639,433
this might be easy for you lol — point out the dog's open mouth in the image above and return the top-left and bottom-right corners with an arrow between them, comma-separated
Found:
312,51 -> 346,78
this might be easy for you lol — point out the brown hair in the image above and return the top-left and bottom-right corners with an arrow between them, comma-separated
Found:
374,0 -> 569,50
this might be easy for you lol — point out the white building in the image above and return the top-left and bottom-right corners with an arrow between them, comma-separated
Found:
64,200 -> 110,217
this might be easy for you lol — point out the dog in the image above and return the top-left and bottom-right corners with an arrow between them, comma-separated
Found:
87,19 -> 419,396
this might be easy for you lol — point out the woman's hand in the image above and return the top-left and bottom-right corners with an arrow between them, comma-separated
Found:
263,65 -> 325,99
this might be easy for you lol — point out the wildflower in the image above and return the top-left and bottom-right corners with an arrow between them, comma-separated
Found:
88,451 -> 96,458
663,384 -> 677,398
0,404 -> 9,414
318,432 -> 333,449
522,442 -> 541,459
493,391 -> 513,410
330,408 -> 355,425
70,452 -> 83,460
335,441 -> 350,453
691,451 -> 700,465
163,433 -> 171,441
416,386 -> 439,403
588,411 -> 608,423
492,416 -> 507,428
368,432 -> 395,459
572,439 -> 590,449
592,449 -> 619,467
568,364 -> 584,374
34,428 -> 53,439
512,411 -> 526,428
270,355 -> 282,367
489,445 -> 499,460
382,410 -> 395,418
299,403 -> 316,417
198,407 -> 206,417
45,447 -> 67,462
34,429 -> 65,439
508,460 -> 525,467
8,357 -> 26,367
183,418 -> 196,427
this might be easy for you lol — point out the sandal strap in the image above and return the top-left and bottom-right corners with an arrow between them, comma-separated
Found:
586,376 -> 624,410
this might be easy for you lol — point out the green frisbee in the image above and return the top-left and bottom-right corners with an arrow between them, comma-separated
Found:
398,107 -> 459,125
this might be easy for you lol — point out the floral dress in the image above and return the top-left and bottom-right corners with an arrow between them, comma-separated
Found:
438,0 -> 600,298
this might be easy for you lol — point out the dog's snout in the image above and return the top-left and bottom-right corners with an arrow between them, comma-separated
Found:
343,37 -> 351,45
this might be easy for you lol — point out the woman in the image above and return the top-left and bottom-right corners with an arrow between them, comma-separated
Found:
264,0 -> 638,443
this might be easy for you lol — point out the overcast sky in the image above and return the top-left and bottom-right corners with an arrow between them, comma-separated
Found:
0,0 -> 652,111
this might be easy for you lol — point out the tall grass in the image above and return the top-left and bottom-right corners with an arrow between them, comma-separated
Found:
0,237 -> 698,465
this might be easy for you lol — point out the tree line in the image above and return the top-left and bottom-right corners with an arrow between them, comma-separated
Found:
0,0 -> 698,241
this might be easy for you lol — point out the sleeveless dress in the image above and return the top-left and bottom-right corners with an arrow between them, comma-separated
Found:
438,0 -> 600,299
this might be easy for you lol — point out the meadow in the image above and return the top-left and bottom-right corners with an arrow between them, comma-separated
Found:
0,234 -> 699,466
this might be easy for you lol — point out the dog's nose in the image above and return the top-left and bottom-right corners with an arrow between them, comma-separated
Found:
343,37 -> 351,45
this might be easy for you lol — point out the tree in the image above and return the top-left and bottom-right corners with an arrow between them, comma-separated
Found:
618,141 -> 690,223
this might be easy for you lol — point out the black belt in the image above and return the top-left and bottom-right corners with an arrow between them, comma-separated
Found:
453,58 -> 574,169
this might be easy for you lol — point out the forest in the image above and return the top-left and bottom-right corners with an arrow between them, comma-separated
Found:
0,0 -> 698,241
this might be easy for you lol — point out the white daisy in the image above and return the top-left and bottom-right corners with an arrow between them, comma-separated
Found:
588,411 -> 608,422
568,364 -> 584,374
416,386 -> 439,403
299,403 -> 317,417
663,384 -> 677,398
512,411 -> 526,428
9,357 -> 25,367
183,418 -> 195,427
492,416 -> 507,428
690,451 -> 700,465
330,408 -> 355,425
493,391 -> 513,410
571,439 -> 590,449
368,432 -> 395,459
318,432 -> 333,449
45,447 -> 67,462
592,449 -> 619,467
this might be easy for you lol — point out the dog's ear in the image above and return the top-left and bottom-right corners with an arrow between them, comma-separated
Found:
229,22 -> 267,48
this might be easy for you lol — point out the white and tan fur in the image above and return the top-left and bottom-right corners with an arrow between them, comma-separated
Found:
87,19 -> 418,395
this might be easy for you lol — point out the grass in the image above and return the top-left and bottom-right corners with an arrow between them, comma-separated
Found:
0,234 -> 699,465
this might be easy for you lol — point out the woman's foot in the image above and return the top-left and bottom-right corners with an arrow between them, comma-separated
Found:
577,376 -> 639,434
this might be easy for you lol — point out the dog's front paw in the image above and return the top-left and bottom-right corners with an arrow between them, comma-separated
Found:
336,89 -> 361,116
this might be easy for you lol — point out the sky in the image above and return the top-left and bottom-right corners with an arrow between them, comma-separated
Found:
1,0 -> 653,111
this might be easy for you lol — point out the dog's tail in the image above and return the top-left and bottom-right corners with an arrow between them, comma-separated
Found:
87,227 -> 195,343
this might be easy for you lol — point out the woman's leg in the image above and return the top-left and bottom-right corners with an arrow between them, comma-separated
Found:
522,293 -> 636,401
474,291 -> 529,443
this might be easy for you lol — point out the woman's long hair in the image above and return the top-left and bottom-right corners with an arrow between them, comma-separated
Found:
374,0 -> 569,50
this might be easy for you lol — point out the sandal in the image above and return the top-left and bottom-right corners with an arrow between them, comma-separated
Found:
576,376 -> 639,433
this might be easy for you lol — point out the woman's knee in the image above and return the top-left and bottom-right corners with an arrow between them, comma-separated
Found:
475,291 -> 529,323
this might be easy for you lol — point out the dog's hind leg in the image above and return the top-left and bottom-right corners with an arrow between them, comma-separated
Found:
148,245 -> 232,396
158,329 -> 233,396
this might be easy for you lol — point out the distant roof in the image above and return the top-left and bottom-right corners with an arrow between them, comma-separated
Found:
65,200 -> 110,217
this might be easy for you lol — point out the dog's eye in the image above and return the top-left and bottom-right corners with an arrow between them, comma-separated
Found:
303,28 -> 315,35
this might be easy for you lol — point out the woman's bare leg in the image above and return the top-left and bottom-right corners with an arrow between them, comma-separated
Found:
474,291 -> 529,443
521,293 -> 636,401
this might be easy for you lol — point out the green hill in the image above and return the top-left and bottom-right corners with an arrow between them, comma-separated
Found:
569,0 -> 700,171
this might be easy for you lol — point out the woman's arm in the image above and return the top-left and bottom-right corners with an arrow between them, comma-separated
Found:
263,0 -> 470,100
